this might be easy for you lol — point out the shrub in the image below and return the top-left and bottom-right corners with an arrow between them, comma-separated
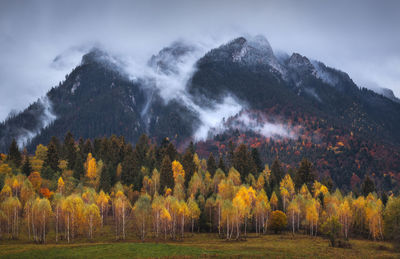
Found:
321,216 -> 341,247
269,210 -> 287,234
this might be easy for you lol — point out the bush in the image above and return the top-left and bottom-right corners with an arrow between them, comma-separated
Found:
321,216 -> 342,247
269,210 -> 287,234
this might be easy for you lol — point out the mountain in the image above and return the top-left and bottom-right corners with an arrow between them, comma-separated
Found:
1,35 -> 399,190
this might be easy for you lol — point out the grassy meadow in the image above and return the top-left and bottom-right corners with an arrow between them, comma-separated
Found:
0,231 -> 398,258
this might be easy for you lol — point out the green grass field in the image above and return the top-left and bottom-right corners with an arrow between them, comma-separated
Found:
0,232 -> 398,258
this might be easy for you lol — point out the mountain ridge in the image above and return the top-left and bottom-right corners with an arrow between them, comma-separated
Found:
1,35 -> 399,190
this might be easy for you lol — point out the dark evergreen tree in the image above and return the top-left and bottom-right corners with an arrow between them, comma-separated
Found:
8,139 -> 21,168
44,137 -> 60,173
121,144 -> 137,187
160,155 -> 173,193
251,148 -> 263,173
21,156 -> 32,176
381,192 -> 388,206
182,150 -> 195,187
78,137 -> 85,155
63,132 -> 76,170
166,143 -> 178,162
207,152 -> 217,177
188,141 -> 195,154
217,154 -> 226,173
321,175 -> 334,191
134,134 -> 149,168
270,158 -> 284,190
227,140 -> 235,168
233,144 -> 256,182
99,163 -> 112,193
83,139 -> 93,157
361,176 -> 375,196
73,152 -> 85,180
294,158 -> 315,190
42,166 -> 55,180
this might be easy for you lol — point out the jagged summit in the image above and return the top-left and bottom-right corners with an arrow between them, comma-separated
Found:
200,35 -> 284,74
148,41 -> 197,75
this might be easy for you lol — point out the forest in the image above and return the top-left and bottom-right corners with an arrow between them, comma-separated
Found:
0,133 -> 399,252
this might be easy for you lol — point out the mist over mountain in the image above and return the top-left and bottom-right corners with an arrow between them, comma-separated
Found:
1,35 -> 400,190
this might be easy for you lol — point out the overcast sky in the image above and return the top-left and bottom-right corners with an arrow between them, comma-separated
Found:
1,0 -> 399,121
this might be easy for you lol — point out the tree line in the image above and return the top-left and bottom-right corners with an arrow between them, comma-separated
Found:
0,133 -> 399,248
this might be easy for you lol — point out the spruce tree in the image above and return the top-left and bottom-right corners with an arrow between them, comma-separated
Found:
159,155 -> 173,193
45,137 -> 60,173
8,139 -> 21,168
22,156 -> 32,176
63,132 -> 76,170
73,152 -> 85,180
362,176 -> 375,196
271,158 -> 284,190
100,163 -> 112,193
251,148 -> 263,173
207,153 -> 217,177
182,150 -> 195,187
218,155 -> 226,173
121,145 -> 138,186
294,158 -> 315,190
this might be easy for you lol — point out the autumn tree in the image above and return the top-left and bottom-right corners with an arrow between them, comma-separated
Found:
133,193 -> 152,241
172,160 -> 185,201
287,199 -> 300,235
384,197 -> 400,250
32,198 -> 52,243
113,190 -> 131,240
84,203 -> 101,239
280,174 -> 295,211
96,190 -> 109,226
188,196 -> 200,234
270,191 -> 278,211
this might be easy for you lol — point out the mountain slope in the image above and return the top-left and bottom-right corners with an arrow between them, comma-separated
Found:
1,35 -> 399,190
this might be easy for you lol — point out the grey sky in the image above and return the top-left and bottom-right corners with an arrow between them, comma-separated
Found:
1,0 -> 399,121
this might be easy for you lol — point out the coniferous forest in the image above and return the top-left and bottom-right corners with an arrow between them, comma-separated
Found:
0,132 -> 399,253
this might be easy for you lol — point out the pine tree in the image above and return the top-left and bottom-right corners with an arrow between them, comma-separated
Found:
182,150 -> 195,187
22,156 -> 32,176
99,163 -> 112,193
188,141 -> 195,154
251,148 -> 263,173
8,139 -> 22,168
218,155 -> 226,173
73,152 -> 85,180
294,158 -> 315,190
160,155 -> 173,193
121,146 -> 138,186
135,134 -> 149,167
207,153 -> 217,177
63,132 -> 76,170
233,144 -> 250,182
362,176 -> 375,196
270,158 -> 284,190
44,137 -> 60,173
